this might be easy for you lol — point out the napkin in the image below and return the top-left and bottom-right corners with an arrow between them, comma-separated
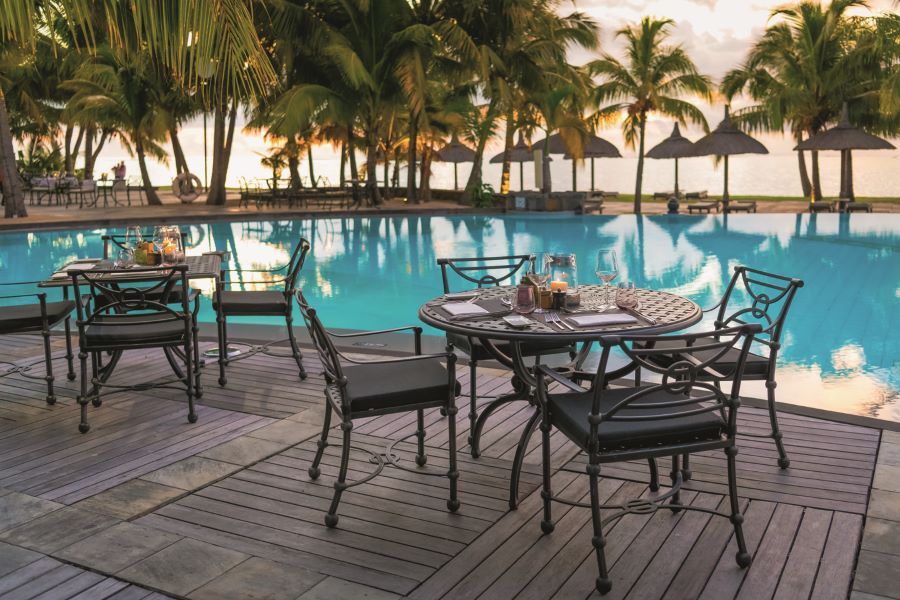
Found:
440,302 -> 489,317
52,262 -> 98,278
444,292 -> 478,301
567,313 -> 638,327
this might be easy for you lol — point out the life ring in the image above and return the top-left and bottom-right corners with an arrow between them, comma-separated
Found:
172,172 -> 202,203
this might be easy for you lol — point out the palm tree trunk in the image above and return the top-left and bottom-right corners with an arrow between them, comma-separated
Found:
135,136 -> 162,205
288,155 -> 301,190
206,101 -> 238,205
348,126 -> 359,181
170,126 -> 189,175
392,153 -> 400,188
339,141 -> 347,188
811,150 -> 822,202
633,112 -> 647,213
64,125 -> 75,175
91,130 -> 108,166
464,97 -> 499,202
407,116 -> 418,203
0,89 -> 27,217
419,144 -> 432,203
83,126 -> 95,179
541,136 -> 552,193
308,145 -> 317,188
500,109 -> 514,194
366,143 -> 382,205
796,133 -> 812,197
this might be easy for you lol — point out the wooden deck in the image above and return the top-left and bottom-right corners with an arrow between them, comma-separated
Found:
0,333 -> 887,599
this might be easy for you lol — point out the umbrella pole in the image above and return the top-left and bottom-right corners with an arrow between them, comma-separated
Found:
846,150 -> 855,202
454,163 -> 459,191
722,155 -> 730,210
572,159 -> 577,191
591,157 -> 595,191
674,158 -> 679,198
519,162 -> 524,191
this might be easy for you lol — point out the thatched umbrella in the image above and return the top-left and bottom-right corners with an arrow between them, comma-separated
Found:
563,135 -> 621,191
490,135 -> 550,191
795,104 -> 895,202
690,107 -> 768,209
646,123 -> 694,198
434,135 -> 477,190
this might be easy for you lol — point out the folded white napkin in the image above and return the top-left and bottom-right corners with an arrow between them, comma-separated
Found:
52,262 -> 97,278
444,292 -> 478,301
441,302 -> 489,317
568,313 -> 638,327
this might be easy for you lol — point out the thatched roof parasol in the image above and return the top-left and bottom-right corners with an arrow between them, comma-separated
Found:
690,107 -> 768,204
434,135 -> 477,190
646,123 -> 695,197
561,135 -> 622,191
490,135 -> 550,191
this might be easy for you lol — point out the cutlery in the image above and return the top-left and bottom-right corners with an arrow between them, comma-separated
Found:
555,313 -> 575,331
624,307 -> 657,325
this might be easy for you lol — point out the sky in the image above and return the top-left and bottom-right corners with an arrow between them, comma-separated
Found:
90,0 -> 899,189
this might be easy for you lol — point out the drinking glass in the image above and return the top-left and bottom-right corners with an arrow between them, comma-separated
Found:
124,226 -> 143,249
529,254 -> 552,313
615,282 -> 638,310
114,248 -> 134,269
513,284 -> 536,315
595,250 -> 619,310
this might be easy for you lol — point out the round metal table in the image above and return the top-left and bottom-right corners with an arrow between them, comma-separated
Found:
419,284 -> 702,508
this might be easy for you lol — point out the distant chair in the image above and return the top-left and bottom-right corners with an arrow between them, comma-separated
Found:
212,238 -> 310,387
437,255 -> 576,458
297,292 -> 461,527
126,176 -> 158,206
725,200 -> 757,213
809,200 -> 837,213
65,180 -> 97,208
535,324 -> 760,595
69,265 -> 199,433
0,287 -> 75,405
687,199 -> 720,214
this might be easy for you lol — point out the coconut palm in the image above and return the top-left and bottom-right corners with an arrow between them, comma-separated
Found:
588,17 -> 711,213
721,0 -> 879,201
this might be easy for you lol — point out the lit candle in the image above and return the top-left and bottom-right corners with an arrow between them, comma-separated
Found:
550,280 -> 568,292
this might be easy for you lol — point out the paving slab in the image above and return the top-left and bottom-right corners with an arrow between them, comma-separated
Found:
874,463 -> 900,493
853,550 -> 900,599
140,456 -> 242,491
0,506 -> 120,554
118,537 -> 248,596
882,431 -> 900,445
188,556 -> 325,600
198,435 -> 286,466
0,541 -> 41,578
851,592 -> 897,600
878,443 -> 900,468
868,490 -> 900,522
297,577 -> 401,600
245,419 -> 322,446
55,521 -> 182,573
73,479 -> 185,520
0,492 -> 63,532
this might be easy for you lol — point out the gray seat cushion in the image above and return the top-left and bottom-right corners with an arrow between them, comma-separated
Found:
447,333 -> 573,362
214,291 -> 288,315
549,385 -> 725,452
343,360 -> 461,414
0,301 -> 75,335
638,336 -> 770,378
85,313 -> 186,347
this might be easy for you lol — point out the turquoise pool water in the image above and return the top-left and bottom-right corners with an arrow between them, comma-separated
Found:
1,213 -> 897,420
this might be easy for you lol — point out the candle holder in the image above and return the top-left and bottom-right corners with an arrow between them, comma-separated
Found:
546,253 -> 578,291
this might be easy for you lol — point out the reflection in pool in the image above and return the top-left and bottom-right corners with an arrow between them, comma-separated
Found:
0,213 -> 897,421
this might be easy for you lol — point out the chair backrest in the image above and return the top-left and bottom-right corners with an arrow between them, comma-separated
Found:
69,266 -> 191,346
436,254 -> 535,293
584,324 -> 761,451
296,292 -> 344,386
102,232 -> 189,259
715,266 -> 803,347
284,238 -> 311,294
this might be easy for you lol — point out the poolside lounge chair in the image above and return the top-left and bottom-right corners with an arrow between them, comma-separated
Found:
213,238 -> 309,387
580,191 -> 605,214
809,200 -> 837,213
687,200 -> 720,214
684,190 -> 708,199
653,191 -> 676,200
0,288 -> 75,405
69,265 -> 199,433
298,292 -> 461,527
437,255 -> 575,458
844,200 -> 872,213
639,265 -> 804,470
535,323 -> 760,594
726,200 -> 757,213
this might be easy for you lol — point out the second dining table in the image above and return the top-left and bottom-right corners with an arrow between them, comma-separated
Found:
419,283 -> 702,509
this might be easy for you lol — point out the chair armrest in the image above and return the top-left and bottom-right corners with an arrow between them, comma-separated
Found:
536,364 -> 589,393
328,326 -> 423,354
0,292 -> 45,301
221,265 -> 288,274
336,350 -> 454,366
0,280 -> 43,286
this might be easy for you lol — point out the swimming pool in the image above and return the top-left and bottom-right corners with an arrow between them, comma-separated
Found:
1,212 -> 897,421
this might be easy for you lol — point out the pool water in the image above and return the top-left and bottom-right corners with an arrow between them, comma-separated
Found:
1,213 -> 897,421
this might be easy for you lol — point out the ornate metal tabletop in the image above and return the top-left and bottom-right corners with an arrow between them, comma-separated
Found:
419,284 -> 701,342
38,252 -> 224,288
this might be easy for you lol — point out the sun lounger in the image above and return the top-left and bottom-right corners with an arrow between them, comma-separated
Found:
844,201 -> 872,213
726,200 -> 757,213
581,191 -> 605,214
809,201 -> 836,213
687,200 -> 720,214
685,190 -> 708,199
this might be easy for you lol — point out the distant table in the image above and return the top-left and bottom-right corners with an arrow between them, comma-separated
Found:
419,284 -> 701,508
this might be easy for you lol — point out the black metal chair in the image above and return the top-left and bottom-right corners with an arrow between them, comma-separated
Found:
437,255 -> 575,457
641,266 -> 803,469
212,238 -> 310,387
69,266 -> 199,433
535,324 -> 761,595
0,287 -> 76,404
297,292 -> 461,527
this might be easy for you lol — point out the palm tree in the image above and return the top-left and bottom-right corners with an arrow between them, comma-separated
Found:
65,48 -> 170,205
721,0 -> 873,202
588,17 -> 711,213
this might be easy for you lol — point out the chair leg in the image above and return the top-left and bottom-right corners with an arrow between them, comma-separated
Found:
217,312 -> 227,387
682,453 -> 692,480
90,352 -> 102,407
446,399 -> 460,512
467,361 -> 478,457
325,419 -> 352,528
308,406 -> 332,479
415,409 -> 427,466
184,337 -> 198,424
767,380 -> 790,468
540,407 -> 554,534
77,351 -> 90,433
670,455 -> 682,512
647,458 -> 660,492
41,324 -> 56,405
588,461 -> 612,595
63,316 -> 75,381
726,445 -> 752,568
285,313 -> 307,380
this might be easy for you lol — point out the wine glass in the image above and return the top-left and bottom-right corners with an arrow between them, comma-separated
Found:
595,250 -> 619,310
124,225 -> 142,250
528,254 -> 552,313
